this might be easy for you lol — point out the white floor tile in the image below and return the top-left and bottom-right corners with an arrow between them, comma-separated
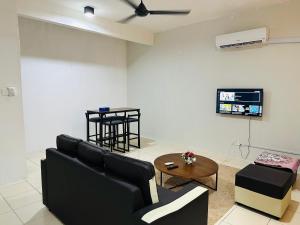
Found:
124,151 -> 140,160
291,189 -> 300,202
26,161 -> 40,174
28,152 -> 46,162
214,205 -> 237,225
0,212 -> 22,225
6,190 -> 42,210
268,209 -> 300,225
0,181 -> 35,198
27,170 -> 41,179
14,201 -> 45,223
224,206 -> 270,225
26,174 -> 42,190
25,212 -> 63,225
36,186 -> 43,194
27,152 -> 45,167
138,154 -> 156,164
215,222 -> 232,225
28,159 -> 42,167
0,197 -> 11,215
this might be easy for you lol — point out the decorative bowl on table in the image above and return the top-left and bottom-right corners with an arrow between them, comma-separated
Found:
181,152 -> 197,165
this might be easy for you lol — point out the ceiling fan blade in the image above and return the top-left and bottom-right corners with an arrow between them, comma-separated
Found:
118,14 -> 137,23
149,10 -> 191,15
121,0 -> 138,9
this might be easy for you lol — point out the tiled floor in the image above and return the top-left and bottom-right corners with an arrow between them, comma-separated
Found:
215,182 -> 300,225
0,151 -> 62,225
0,138 -> 299,225
215,199 -> 300,225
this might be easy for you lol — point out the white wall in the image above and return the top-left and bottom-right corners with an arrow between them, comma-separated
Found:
19,17 -> 127,153
0,0 -> 26,184
127,0 -> 300,161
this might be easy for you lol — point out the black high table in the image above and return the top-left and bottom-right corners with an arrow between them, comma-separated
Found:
86,107 -> 140,147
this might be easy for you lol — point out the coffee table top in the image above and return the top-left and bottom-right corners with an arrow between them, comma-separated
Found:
154,153 -> 219,182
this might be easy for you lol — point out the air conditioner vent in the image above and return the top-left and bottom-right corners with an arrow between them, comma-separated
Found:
220,40 -> 263,49
216,28 -> 268,49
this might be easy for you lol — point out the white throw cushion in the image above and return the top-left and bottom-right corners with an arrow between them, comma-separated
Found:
142,186 -> 207,224
149,177 -> 159,204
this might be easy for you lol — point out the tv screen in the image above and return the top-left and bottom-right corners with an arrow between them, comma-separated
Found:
216,89 -> 263,117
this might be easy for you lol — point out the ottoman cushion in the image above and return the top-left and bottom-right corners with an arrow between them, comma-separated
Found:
235,164 -> 293,199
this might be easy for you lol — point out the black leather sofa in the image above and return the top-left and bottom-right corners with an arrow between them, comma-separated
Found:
41,135 -> 209,225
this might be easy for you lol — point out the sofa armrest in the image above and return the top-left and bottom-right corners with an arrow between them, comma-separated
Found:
41,148 -> 57,208
134,183 -> 208,225
41,157 -> 48,207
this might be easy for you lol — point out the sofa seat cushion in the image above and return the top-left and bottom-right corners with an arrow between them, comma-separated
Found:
77,142 -> 108,169
104,153 -> 158,205
56,134 -> 82,157
235,164 -> 293,199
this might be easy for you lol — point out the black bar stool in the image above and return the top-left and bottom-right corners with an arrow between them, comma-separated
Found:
86,114 -> 119,146
103,116 -> 126,153
126,113 -> 141,151
86,115 -> 102,145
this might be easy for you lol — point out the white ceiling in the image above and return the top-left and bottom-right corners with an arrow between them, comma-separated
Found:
44,0 -> 288,32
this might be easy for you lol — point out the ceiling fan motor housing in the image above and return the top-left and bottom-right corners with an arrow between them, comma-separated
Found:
119,0 -> 191,23
135,1 -> 149,17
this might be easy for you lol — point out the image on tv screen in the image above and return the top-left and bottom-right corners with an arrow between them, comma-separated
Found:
216,89 -> 263,117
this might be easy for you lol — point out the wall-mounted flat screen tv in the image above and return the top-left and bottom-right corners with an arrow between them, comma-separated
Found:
216,89 -> 264,117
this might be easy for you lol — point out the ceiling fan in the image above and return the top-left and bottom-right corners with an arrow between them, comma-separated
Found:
119,0 -> 191,23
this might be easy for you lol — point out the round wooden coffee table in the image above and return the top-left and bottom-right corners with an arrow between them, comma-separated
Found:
154,153 -> 219,191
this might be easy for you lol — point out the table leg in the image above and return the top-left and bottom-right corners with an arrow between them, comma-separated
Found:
99,122 -> 103,147
86,113 -> 90,142
137,109 -> 141,148
215,171 -> 218,191
160,172 -> 163,187
189,172 -> 218,191
99,114 -> 103,147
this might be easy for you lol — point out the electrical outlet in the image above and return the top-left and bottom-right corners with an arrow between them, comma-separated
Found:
7,87 -> 17,96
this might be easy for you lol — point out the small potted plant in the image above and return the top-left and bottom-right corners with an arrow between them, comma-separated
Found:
181,152 -> 197,165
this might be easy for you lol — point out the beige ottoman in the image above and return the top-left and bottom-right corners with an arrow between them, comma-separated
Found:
235,164 -> 293,218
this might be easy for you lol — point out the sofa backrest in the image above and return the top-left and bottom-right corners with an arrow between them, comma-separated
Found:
77,141 -> 107,170
54,134 -> 159,206
45,148 -> 144,225
104,153 -> 159,205
57,134 -> 107,170
56,134 -> 82,157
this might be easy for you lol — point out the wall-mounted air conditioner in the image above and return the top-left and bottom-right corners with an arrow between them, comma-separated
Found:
216,27 -> 268,49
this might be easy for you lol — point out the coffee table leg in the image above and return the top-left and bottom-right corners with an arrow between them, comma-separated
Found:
215,171 -> 218,191
160,172 -> 163,186
194,172 -> 218,191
